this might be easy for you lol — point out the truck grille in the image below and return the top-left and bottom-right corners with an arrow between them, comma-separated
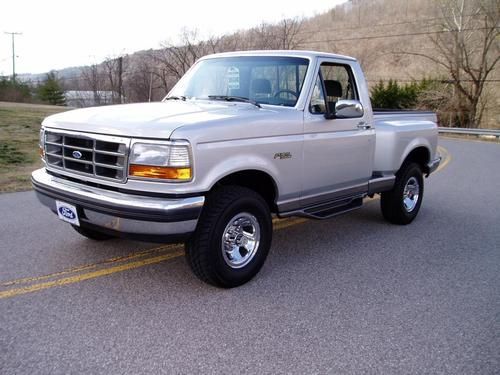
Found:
44,130 -> 129,182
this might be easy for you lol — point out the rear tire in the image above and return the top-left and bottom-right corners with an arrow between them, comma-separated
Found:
185,186 -> 272,288
72,225 -> 115,241
381,163 -> 424,225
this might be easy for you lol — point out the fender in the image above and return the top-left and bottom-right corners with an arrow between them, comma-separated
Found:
398,137 -> 432,171
199,153 -> 281,194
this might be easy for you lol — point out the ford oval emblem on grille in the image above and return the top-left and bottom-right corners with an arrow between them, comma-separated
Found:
72,150 -> 83,159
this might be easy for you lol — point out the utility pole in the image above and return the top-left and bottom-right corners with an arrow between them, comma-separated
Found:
117,56 -> 123,104
148,71 -> 153,102
4,32 -> 22,83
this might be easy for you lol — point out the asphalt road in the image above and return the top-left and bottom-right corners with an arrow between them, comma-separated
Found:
1,138 -> 499,374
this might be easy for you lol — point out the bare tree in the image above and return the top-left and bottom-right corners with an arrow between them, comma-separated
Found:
402,0 -> 499,127
103,56 -> 125,104
80,63 -> 105,105
124,54 -> 161,102
246,18 -> 305,50
149,29 -> 235,94
153,29 -> 205,81
277,18 -> 305,49
214,33 -> 247,52
141,19 -> 305,99
248,22 -> 279,49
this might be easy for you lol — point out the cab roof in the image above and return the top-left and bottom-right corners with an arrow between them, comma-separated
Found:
200,50 -> 357,62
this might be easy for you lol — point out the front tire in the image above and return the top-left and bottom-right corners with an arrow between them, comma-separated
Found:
185,186 -> 272,288
381,163 -> 424,225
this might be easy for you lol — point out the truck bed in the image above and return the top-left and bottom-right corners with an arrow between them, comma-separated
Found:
372,109 -> 438,174
373,109 -> 436,121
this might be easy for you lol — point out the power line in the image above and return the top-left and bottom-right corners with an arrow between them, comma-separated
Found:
4,31 -> 22,82
298,12 -> 491,35
300,26 -> 494,45
12,22 -> 497,86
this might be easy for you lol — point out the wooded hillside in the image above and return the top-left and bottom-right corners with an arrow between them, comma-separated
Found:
20,0 -> 500,128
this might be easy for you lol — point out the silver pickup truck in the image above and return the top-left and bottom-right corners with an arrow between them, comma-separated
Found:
33,51 -> 440,287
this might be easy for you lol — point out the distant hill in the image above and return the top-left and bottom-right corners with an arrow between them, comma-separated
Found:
16,0 -> 499,127
18,66 -> 83,85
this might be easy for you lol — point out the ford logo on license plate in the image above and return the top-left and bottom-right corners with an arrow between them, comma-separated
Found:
55,201 -> 80,226
58,206 -> 76,219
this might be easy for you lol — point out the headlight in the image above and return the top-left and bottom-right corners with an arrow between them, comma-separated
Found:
128,141 -> 192,181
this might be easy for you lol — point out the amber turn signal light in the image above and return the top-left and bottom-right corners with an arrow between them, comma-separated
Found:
129,165 -> 191,180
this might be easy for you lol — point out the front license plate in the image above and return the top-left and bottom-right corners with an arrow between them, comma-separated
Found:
56,201 -> 80,226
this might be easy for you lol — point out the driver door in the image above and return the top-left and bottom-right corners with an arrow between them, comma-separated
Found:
302,59 -> 375,207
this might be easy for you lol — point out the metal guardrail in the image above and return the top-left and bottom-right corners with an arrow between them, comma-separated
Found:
438,127 -> 500,139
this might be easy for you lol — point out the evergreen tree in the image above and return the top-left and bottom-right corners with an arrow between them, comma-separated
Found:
370,80 -> 421,109
37,72 -> 66,105
0,77 -> 32,102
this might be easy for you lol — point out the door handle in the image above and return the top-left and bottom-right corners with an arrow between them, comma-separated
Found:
357,121 -> 371,130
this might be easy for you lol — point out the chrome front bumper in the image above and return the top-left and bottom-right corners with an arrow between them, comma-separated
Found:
32,168 -> 204,241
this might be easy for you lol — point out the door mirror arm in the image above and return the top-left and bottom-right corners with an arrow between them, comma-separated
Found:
323,100 -> 337,119
324,111 -> 336,120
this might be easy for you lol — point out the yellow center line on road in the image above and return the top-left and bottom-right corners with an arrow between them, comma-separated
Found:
436,146 -> 451,173
1,217 -> 307,289
0,243 -> 181,287
0,146 -> 451,300
0,218 -> 306,300
0,250 -> 185,300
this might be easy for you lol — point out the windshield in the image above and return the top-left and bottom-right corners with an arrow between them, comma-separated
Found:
167,56 -> 310,107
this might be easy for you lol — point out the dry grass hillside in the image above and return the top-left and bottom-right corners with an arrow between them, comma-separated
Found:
60,0 -> 499,128
297,0 -> 499,128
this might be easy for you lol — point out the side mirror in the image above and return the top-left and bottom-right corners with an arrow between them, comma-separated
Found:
325,99 -> 364,119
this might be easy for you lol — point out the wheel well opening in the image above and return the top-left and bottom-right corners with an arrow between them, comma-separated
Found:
214,170 -> 278,212
402,147 -> 430,174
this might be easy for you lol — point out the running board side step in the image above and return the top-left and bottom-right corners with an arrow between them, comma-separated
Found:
282,195 -> 364,220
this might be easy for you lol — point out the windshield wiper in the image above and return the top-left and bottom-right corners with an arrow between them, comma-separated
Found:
207,95 -> 261,108
165,95 -> 186,101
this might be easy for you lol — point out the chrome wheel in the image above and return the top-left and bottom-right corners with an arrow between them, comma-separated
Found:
222,212 -> 260,269
403,176 -> 420,212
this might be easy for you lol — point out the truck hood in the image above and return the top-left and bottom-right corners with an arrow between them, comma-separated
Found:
42,101 -> 271,139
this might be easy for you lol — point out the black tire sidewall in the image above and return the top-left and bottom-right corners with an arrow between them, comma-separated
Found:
396,163 -> 424,222
208,194 -> 272,286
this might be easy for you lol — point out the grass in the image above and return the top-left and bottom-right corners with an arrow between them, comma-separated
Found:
0,102 -> 70,192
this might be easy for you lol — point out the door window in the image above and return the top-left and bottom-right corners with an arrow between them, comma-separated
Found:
309,63 -> 358,114
310,75 -> 326,114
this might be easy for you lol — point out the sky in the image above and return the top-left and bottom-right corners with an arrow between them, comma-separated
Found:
0,0 -> 346,75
